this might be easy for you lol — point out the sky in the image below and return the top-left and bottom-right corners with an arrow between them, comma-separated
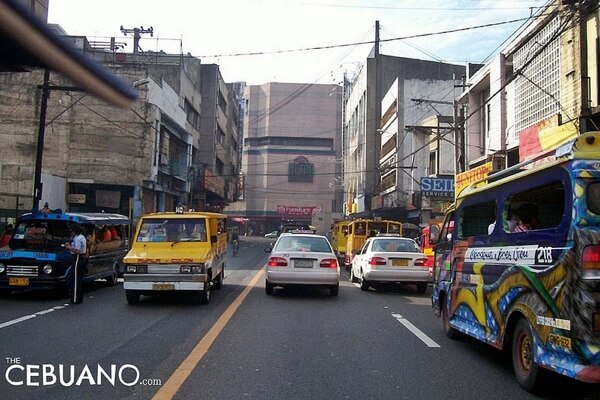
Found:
47,0 -> 550,86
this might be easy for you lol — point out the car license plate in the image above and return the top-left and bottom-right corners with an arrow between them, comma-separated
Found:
391,258 -> 408,267
294,259 -> 313,268
152,283 -> 175,291
9,277 -> 29,286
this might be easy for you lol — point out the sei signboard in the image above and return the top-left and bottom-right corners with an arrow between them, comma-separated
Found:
420,177 -> 454,198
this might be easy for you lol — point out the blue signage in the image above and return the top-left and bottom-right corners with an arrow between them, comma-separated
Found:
420,177 -> 455,198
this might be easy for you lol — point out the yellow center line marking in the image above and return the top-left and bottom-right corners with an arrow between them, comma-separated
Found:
152,268 -> 265,400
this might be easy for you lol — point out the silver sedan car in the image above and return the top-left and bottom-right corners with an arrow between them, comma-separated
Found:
265,233 -> 340,296
350,236 -> 429,293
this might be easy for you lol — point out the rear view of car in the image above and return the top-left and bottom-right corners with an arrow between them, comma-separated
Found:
350,236 -> 429,293
265,233 -> 340,296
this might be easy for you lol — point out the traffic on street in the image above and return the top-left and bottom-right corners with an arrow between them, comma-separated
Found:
0,237 -> 594,399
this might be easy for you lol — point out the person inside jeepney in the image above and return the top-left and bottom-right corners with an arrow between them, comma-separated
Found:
40,202 -> 51,214
100,226 -> 112,241
513,203 -> 540,233
109,226 -> 120,240
0,224 -> 12,248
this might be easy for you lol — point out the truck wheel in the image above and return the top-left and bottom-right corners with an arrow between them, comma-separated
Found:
193,282 -> 210,305
512,318 -> 543,391
126,290 -> 140,305
214,266 -> 224,290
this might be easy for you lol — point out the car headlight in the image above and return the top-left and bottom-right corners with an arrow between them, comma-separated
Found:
126,265 -> 137,273
43,264 -> 53,274
0,263 -> 5,273
180,265 -> 192,273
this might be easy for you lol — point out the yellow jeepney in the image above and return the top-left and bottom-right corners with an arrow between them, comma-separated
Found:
331,220 -> 350,263
344,218 -> 403,269
123,210 -> 227,305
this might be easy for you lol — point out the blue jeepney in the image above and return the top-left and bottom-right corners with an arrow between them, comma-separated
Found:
0,210 -> 130,294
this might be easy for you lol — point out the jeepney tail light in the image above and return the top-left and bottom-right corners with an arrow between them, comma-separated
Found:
268,257 -> 288,267
583,245 -> 600,279
320,258 -> 338,268
368,256 -> 386,266
414,258 -> 428,267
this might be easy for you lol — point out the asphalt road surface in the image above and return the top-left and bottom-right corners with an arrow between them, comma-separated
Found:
0,237 -> 595,399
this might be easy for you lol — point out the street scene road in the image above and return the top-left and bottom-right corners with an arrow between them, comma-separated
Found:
0,237 -> 594,400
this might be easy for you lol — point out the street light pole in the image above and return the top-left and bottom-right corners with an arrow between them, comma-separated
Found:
32,68 -> 50,211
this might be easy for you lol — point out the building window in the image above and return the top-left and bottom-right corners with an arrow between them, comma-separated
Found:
288,156 -> 314,182
514,16 -> 561,134
217,126 -> 226,145
184,99 -> 200,130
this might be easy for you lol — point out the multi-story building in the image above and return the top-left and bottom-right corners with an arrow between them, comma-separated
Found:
458,0 -> 600,173
228,82 -> 343,235
198,64 -> 242,212
343,55 -> 465,226
0,28 -> 240,222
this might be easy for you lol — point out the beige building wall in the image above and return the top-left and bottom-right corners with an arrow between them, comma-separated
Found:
242,82 -> 342,227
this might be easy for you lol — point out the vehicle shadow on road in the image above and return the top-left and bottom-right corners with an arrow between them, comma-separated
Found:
267,285 -> 338,299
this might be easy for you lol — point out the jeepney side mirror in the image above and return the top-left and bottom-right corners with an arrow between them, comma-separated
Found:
429,224 -> 440,244
352,249 -> 358,255
264,242 -> 274,252
210,235 -> 217,244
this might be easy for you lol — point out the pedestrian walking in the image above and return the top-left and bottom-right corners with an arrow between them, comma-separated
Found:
64,224 -> 87,304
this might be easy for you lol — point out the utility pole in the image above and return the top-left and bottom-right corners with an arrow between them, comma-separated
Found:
32,69 -> 50,210
120,26 -> 154,54
33,71 -> 87,210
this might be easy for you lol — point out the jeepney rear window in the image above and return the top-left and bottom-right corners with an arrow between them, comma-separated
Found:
589,182 -> 600,214
137,218 -> 207,242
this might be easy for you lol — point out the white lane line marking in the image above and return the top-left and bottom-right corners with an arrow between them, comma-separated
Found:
391,313 -> 440,348
0,304 -> 69,330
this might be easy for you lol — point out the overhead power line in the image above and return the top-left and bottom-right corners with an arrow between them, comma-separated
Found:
197,17 -> 540,58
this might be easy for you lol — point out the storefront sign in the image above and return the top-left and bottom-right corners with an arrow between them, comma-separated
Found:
277,205 -> 322,217
455,162 -> 493,197
421,177 -> 454,198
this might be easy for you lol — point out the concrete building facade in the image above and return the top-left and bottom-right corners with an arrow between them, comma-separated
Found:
343,55 -> 465,226
458,0 -> 599,175
0,31 -> 240,223
229,82 -> 343,235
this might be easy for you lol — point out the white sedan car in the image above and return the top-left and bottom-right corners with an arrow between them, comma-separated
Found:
265,233 -> 340,296
350,236 -> 429,293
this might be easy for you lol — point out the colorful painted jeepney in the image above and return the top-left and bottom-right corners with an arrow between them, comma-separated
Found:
430,131 -> 600,391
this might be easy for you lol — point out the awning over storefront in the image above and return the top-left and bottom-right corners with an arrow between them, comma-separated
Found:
0,0 -> 137,107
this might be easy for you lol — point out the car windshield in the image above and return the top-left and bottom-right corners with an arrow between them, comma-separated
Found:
274,236 -> 331,253
137,218 -> 207,242
371,239 -> 420,253
11,220 -> 72,251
